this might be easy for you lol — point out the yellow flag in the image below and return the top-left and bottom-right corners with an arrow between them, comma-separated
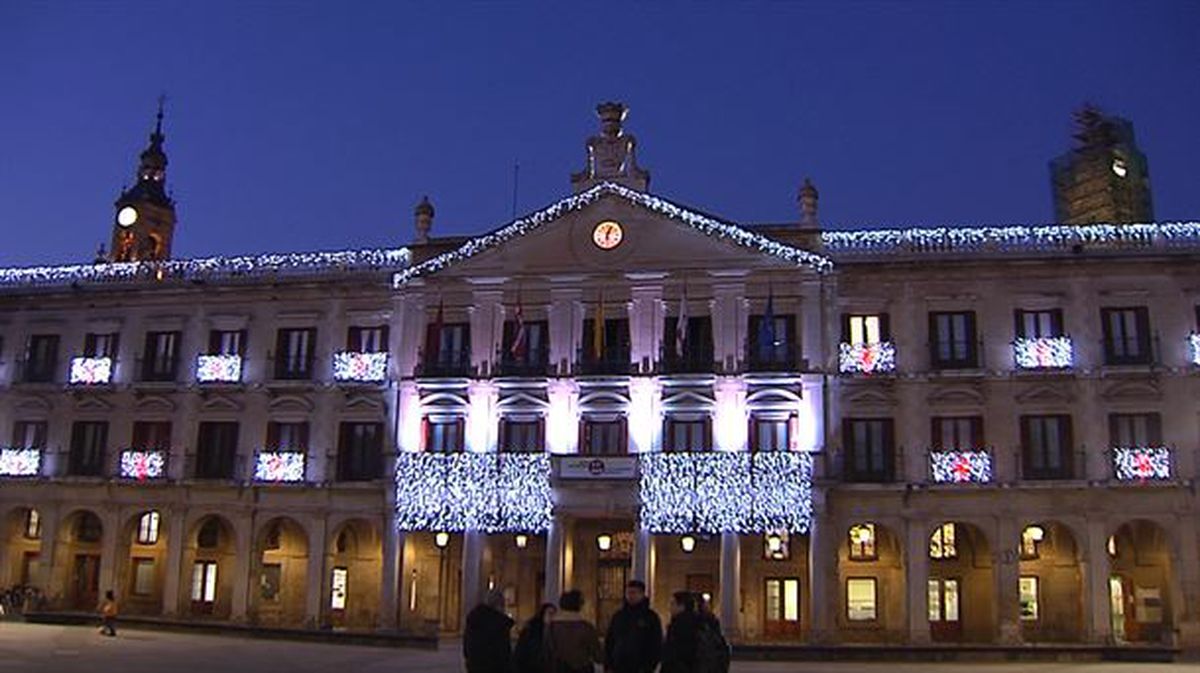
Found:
593,291 -> 606,359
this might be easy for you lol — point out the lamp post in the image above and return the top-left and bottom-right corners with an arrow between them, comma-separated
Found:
597,533 -> 613,552
680,534 -> 696,553
434,531 -> 449,629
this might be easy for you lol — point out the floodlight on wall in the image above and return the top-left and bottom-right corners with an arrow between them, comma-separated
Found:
597,533 -> 613,552
766,534 -> 783,554
515,533 -> 529,549
680,535 -> 697,553
434,531 -> 450,549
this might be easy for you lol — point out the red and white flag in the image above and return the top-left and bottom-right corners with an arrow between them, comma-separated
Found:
675,292 -> 688,358
510,300 -> 527,358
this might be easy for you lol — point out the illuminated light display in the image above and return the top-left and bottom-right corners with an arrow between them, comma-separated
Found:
0,248 -> 410,290
119,449 -> 167,480
929,450 -> 992,484
394,182 -> 834,288
1112,447 -> 1172,481
822,221 -> 1200,256
393,452 -> 552,533
196,355 -> 243,383
1013,337 -> 1074,369
332,351 -> 388,382
639,451 -> 813,535
69,357 -> 113,385
0,448 -> 41,477
1190,334 -> 1200,366
254,451 -> 307,483
838,342 -> 896,374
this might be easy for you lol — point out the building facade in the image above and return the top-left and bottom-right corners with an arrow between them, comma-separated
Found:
1,103 -> 1198,649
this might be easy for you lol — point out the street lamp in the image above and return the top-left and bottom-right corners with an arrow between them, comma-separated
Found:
434,531 -> 450,549
766,533 -> 783,554
680,535 -> 696,553
596,533 -> 613,552
515,533 -> 529,549
434,532 -> 450,629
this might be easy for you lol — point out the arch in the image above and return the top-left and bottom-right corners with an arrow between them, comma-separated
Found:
52,509 -> 105,610
1018,520 -> 1084,642
2,506 -> 45,593
251,516 -> 309,628
115,509 -> 168,616
1108,519 -> 1175,643
324,517 -> 383,630
926,520 -> 994,643
836,520 -> 904,643
181,514 -> 237,619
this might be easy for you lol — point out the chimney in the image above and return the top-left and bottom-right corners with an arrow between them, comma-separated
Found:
799,178 -> 819,228
414,196 -> 434,244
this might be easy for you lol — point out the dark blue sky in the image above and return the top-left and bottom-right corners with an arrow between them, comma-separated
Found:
2,1 -> 1198,266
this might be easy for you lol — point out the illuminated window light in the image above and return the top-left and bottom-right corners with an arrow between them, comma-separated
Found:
838,342 -> 896,374
119,449 -> 167,480
196,354 -> 242,383
332,351 -> 388,383
1112,447 -> 1171,481
929,450 -> 992,484
0,448 -> 41,477
1013,337 -> 1073,369
1189,334 -> 1200,366
254,451 -> 306,483
69,357 -> 113,385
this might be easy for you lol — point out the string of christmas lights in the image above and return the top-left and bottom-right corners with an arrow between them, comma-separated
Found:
929,450 -> 992,484
69,357 -> 114,385
393,452 -> 552,533
0,448 -> 41,477
1112,447 -> 1172,481
1013,337 -> 1074,369
332,352 -> 389,382
838,342 -> 896,374
254,451 -> 307,482
119,449 -> 167,480
822,222 -> 1200,255
196,355 -> 243,383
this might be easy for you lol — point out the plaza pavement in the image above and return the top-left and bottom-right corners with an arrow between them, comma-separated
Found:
0,621 -> 1193,673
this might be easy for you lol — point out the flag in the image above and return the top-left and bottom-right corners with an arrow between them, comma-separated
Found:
593,291 -> 606,360
758,288 -> 777,360
510,299 -> 527,359
675,290 -> 688,358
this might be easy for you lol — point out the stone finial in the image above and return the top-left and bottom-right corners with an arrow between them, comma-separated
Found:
414,196 -> 434,244
596,101 -> 628,138
799,178 -> 819,228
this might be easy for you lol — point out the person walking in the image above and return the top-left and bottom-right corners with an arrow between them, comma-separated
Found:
544,590 -> 601,673
604,580 -> 661,673
514,602 -> 557,673
97,590 -> 118,637
693,594 -> 730,673
659,592 -> 701,673
463,589 -> 515,673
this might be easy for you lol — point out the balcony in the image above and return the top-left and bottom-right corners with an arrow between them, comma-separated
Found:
138,356 -> 180,383
196,354 -> 243,384
417,348 -> 473,378
574,348 -> 633,376
1013,337 -> 1074,370
745,342 -> 800,373
1111,446 -> 1172,482
0,447 -> 42,477
1100,336 -> 1159,368
496,347 -> 551,377
658,346 -> 717,375
332,351 -> 389,383
253,450 -> 307,483
16,358 -> 58,384
119,449 -> 168,480
838,341 -> 895,375
69,356 -> 114,385
1018,447 -> 1082,481
272,352 -> 316,381
928,449 -> 992,484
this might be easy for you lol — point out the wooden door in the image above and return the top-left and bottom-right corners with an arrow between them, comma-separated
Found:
71,554 -> 100,610
597,560 -> 628,635
928,577 -> 963,642
764,577 -> 802,638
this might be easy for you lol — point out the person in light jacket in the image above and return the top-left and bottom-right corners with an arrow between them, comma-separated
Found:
544,590 -> 601,673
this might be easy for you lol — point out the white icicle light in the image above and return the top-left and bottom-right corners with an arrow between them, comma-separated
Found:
69,357 -> 113,385
929,450 -> 992,484
1013,337 -> 1073,369
1112,447 -> 1172,481
196,354 -> 243,383
393,452 -> 552,533
0,448 -> 41,477
119,449 -> 167,480
254,451 -> 307,483
333,352 -> 389,382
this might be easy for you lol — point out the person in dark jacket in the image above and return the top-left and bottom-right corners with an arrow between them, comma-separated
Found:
514,602 -> 557,673
660,591 -> 701,673
463,589 -> 515,673
604,580 -> 662,673
544,590 -> 602,673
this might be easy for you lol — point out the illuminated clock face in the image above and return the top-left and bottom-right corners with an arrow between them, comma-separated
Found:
1111,158 -> 1128,178
117,206 -> 139,227
592,220 -> 624,250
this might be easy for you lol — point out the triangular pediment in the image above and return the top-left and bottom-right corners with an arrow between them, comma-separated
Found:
343,393 -> 385,412
395,183 -> 831,285
12,395 -> 52,413
134,394 -> 177,413
267,394 -> 314,413
926,384 -> 985,407
1014,383 -> 1074,405
1101,379 -> 1162,402
200,394 -> 243,413
74,395 -> 114,412
840,385 -> 896,408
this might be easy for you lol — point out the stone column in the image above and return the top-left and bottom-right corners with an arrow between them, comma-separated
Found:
1172,517 -> 1200,648
905,518 -> 931,644
993,516 -> 1022,644
305,517 -> 328,628
461,530 -> 486,622
719,532 -> 742,639
97,509 -> 121,598
160,509 -> 187,616
37,504 -> 61,598
807,507 -> 836,643
544,516 -> 567,604
379,524 -> 402,630
230,517 -> 253,621
631,528 -> 654,593
1083,518 -> 1113,643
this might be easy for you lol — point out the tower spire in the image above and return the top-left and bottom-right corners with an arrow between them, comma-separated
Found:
110,98 -> 178,262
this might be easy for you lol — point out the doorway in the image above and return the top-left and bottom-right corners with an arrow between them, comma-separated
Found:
1109,575 -> 1127,642
71,554 -> 101,610
597,560 -> 628,634
764,577 -> 801,638
928,577 -> 962,642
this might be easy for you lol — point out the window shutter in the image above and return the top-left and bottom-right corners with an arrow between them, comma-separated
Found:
840,314 -> 851,342
266,423 -> 280,451
378,326 -> 390,352
1100,309 -> 1115,358
1135,308 -> 1152,357
1013,310 -> 1025,339
965,312 -> 978,364
299,423 -> 310,450
927,313 -> 939,364
931,417 -> 943,450
208,330 -> 221,354
1107,414 -> 1119,447
347,326 -> 361,351
1051,309 -> 1064,337
1148,413 -> 1162,446
883,419 -> 896,479
879,313 -> 891,342
972,416 -> 984,447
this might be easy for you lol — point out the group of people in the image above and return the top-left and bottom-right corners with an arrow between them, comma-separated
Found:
0,585 -> 45,617
463,581 -> 730,673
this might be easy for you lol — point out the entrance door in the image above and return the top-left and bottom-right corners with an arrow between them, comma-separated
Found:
597,560 -> 628,634
20,551 -> 41,586
1109,575 -> 1127,642
71,554 -> 101,610
764,577 -> 802,639
928,577 -> 962,641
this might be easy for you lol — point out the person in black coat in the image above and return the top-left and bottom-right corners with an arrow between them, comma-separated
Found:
604,580 -> 662,673
514,602 -> 557,673
660,591 -> 701,673
463,589 -> 515,673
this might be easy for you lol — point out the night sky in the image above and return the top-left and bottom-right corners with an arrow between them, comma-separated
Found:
2,1 -> 1198,267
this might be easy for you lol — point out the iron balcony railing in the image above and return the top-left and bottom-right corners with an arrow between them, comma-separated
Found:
574,347 -> 633,376
416,348 -> 473,378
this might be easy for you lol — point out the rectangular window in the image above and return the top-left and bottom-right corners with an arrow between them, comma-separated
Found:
132,421 -> 172,450
751,417 -> 791,452
1101,307 -> 1151,365
208,330 -> 246,356
1019,576 -> 1040,621
929,311 -> 977,368
347,325 -> 388,352
662,315 -> 714,371
195,422 -> 239,479
501,320 -> 549,368
931,416 -> 983,450
843,418 -> 894,482
1014,309 -> 1064,339
266,422 -> 309,451
582,419 -> 626,456
12,421 -> 47,449
1021,415 -> 1073,480
425,322 -> 471,374
24,334 -> 60,382
425,419 -> 464,453
132,558 -> 156,596
929,523 -> 958,560
580,318 -> 631,371
843,314 -> 890,346
141,331 -> 181,381
928,578 -> 960,622
191,561 -> 217,603
764,577 -> 801,624
500,419 -> 544,453
846,578 -> 877,621
748,313 -> 797,368
664,418 -> 711,452
83,333 -> 120,358
330,567 -> 349,611
1109,413 -> 1162,447
275,328 -> 316,379
337,422 -> 383,481
848,524 -> 877,561
68,421 -> 108,476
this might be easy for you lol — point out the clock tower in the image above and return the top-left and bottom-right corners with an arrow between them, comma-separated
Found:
111,100 -> 176,262
1049,105 -> 1153,225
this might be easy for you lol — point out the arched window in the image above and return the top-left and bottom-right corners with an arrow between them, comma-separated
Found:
197,518 -> 221,549
929,523 -> 957,560
23,509 -> 41,540
75,512 -> 102,543
848,523 -> 877,561
137,511 -> 160,545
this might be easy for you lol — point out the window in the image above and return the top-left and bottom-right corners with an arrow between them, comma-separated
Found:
848,523 -> 877,561
195,422 -> 239,479
197,519 -> 221,549
929,523 -> 957,560
12,421 -> 47,449
330,567 -> 349,611
132,558 -> 156,596
23,334 -> 60,382
337,422 -> 383,481
931,416 -> 983,450
582,419 -> 626,455
1020,525 -> 1044,560
425,419 -> 464,453
424,322 -> 471,374
1101,307 -> 1151,365
843,314 -> 890,346
266,422 -> 308,451
751,416 -> 791,452
846,578 -> 877,621
191,561 -> 218,603
500,419 -> 544,453
23,509 -> 40,539
843,418 -> 894,482
75,512 -> 102,543
347,325 -> 388,353
136,511 -> 160,545
765,577 -> 800,624
664,418 -> 711,452
580,318 -> 631,371
132,421 -> 171,449
929,311 -> 977,368
1019,576 -> 1040,621
83,333 -> 120,358
748,313 -> 797,367
68,421 -> 108,476
141,331 -> 181,381
662,315 -> 714,371
1109,413 -> 1162,447
275,328 -> 316,379
763,532 -> 790,561
928,578 -> 960,622
1021,415 -> 1073,480
501,320 -> 548,369
208,329 -> 246,356
1014,309 -> 1064,339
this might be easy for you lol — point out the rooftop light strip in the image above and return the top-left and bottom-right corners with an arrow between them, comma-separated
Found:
821,221 -> 1200,254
